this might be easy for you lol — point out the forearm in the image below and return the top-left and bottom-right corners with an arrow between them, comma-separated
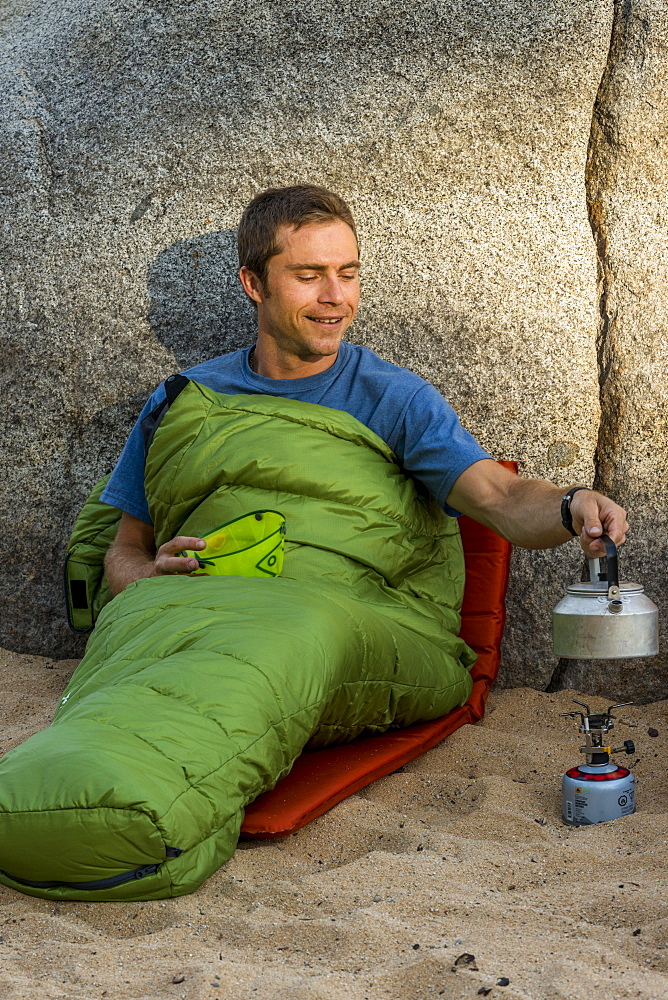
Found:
447,459 -> 628,555
105,540 -> 157,596
475,476 -> 570,549
105,512 -> 206,596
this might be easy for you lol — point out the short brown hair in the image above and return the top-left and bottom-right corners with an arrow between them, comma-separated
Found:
237,185 -> 358,286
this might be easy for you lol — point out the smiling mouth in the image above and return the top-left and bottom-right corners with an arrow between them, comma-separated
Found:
307,317 -> 343,325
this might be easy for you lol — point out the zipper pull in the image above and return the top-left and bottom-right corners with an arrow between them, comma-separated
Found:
133,864 -> 160,880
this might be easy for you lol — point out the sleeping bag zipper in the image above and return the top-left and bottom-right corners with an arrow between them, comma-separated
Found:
0,847 -> 183,890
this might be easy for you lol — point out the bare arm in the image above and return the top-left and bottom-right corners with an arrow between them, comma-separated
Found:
105,512 -> 205,596
446,459 -> 628,556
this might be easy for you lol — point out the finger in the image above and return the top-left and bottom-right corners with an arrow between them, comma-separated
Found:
598,508 -> 629,547
595,526 -> 628,547
154,553 -> 203,575
604,507 -> 629,545
579,535 -> 608,558
159,536 -> 206,556
580,523 -> 628,556
579,508 -> 603,539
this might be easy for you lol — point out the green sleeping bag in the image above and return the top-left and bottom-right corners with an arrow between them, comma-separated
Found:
0,382 -> 475,900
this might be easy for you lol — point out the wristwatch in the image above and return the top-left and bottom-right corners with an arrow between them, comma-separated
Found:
560,486 -> 590,536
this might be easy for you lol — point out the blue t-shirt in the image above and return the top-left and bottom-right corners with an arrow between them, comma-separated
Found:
100,341 -> 491,524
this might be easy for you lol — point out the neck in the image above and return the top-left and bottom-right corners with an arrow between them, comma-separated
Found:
249,341 -> 340,379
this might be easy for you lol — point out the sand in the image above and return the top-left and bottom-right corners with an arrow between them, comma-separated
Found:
1,647 -> 667,1000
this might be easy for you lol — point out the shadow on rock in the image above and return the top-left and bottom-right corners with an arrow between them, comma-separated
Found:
147,229 -> 256,369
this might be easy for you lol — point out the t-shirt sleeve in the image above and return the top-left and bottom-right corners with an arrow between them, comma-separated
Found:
99,385 -> 167,525
391,383 -> 493,516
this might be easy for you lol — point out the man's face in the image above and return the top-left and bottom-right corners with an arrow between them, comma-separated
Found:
244,220 -> 360,361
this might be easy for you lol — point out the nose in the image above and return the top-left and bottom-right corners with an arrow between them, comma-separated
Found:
318,275 -> 345,306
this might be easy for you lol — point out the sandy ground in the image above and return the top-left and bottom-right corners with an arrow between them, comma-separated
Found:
1,647 -> 667,1000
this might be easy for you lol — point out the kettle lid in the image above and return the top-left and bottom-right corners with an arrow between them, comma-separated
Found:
566,580 -> 644,597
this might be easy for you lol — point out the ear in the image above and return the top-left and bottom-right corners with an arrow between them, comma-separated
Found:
239,266 -> 265,304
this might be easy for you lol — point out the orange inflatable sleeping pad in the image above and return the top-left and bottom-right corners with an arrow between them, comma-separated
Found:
240,461 -> 516,838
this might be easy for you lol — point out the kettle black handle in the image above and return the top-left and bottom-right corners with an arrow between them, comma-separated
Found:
600,533 -> 619,589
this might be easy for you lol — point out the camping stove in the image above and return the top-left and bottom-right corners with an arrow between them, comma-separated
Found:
560,700 -> 636,826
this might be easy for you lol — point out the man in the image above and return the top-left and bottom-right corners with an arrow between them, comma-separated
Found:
0,185 -> 629,903
102,184 -> 627,590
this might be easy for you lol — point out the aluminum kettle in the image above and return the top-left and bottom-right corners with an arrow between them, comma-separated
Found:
552,534 -> 659,659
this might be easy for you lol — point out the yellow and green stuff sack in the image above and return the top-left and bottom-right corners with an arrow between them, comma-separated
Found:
181,510 -> 286,578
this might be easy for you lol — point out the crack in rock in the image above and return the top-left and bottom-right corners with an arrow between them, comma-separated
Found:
546,0 -> 630,695
585,0 -> 650,498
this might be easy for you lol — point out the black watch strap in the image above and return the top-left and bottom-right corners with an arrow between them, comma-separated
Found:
561,486 -> 590,536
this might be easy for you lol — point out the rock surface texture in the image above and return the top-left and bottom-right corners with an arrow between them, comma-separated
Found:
0,0 -> 665,699
548,0 -> 668,702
